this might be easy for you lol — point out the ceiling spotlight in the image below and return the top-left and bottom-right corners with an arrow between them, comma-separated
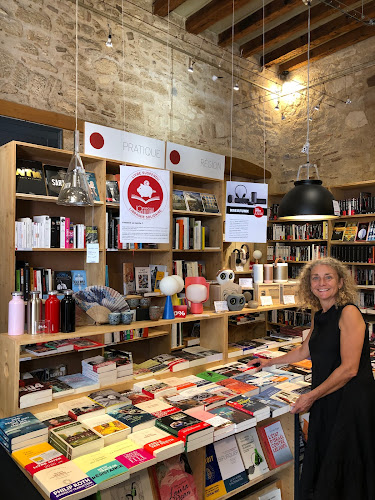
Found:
212,75 -> 223,81
275,101 -> 280,110
346,97 -> 352,105
309,116 -> 313,121
281,113 -> 286,120
188,58 -> 195,73
233,82 -> 239,91
106,25 -> 113,47
314,104 -> 320,111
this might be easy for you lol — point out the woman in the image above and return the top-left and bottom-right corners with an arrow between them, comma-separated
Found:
248,257 -> 375,500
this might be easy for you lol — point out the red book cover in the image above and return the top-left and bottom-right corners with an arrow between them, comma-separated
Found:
25,455 -> 69,476
144,435 -> 183,454
257,420 -> 293,469
65,217 -> 70,248
177,421 -> 211,440
72,339 -> 105,351
143,327 -> 149,338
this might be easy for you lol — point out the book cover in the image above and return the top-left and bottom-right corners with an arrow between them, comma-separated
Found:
57,374 -> 99,393
50,421 -> 102,450
201,193 -> 220,213
331,221 -> 347,241
49,379 -> 75,399
184,191 -> 204,212
122,263 -> 135,295
54,271 -> 72,291
33,461 -> 97,499
86,226 -> 99,244
251,386 -> 290,417
153,454 -> 199,500
205,443 -> 226,500
208,406 -> 256,430
196,371 -> 228,383
257,420 -> 293,469
12,442 -> 69,476
226,395 -> 270,417
135,266 -> 152,293
43,164 -> 68,197
128,427 -> 184,457
71,270 -> 87,292
74,453 -> 129,488
98,470 -> 154,500
71,339 -> 105,351
156,412 -> 212,441
115,448 -> 156,472
67,402 -> 106,422
150,264 -> 167,292
173,190 -> 188,211
213,435 -> 249,493
107,406 -> 155,431
16,159 -> 47,196
81,414 -> 130,445
235,428 -> 269,480
0,413 -> 47,446
83,356 -> 116,374
88,389 -> 131,409
135,399 -> 181,418
86,172 -> 100,202
106,180 -> 120,202
356,222 -> 369,241
342,222 -> 358,242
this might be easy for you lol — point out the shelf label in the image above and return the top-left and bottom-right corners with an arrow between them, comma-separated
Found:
86,243 -> 99,263
260,295 -> 273,306
239,278 -> 253,288
283,295 -> 295,305
214,301 -> 229,313
166,142 -> 224,180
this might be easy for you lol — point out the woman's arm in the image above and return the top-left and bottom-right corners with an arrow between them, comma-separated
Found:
247,316 -> 314,371
291,305 -> 365,414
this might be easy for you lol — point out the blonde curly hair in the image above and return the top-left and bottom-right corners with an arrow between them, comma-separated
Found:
297,257 -> 358,310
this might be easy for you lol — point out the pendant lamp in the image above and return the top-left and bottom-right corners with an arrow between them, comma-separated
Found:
278,3 -> 336,221
57,0 -> 93,207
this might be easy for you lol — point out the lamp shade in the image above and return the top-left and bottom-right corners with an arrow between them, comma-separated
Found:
278,179 -> 336,220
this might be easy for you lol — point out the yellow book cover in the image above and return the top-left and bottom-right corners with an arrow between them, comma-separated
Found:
154,270 -> 165,293
202,227 -> 205,250
104,438 -> 140,461
342,222 -> 358,242
12,441 -> 53,468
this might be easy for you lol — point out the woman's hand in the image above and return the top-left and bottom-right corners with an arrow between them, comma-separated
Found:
290,393 -> 315,414
246,357 -> 272,373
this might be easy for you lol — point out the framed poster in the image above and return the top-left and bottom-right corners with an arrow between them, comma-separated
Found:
120,165 -> 170,244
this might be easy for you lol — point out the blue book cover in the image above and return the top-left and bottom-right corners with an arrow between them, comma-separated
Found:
108,406 -> 155,429
71,270 -> 87,292
251,386 -> 289,416
0,413 -> 47,444
86,172 -> 100,202
58,374 -> 98,390
205,444 -> 226,499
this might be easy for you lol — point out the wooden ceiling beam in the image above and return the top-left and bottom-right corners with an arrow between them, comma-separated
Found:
153,0 -> 186,17
279,26 -> 375,73
262,3 -> 375,67
218,0 -> 301,47
238,0 -> 363,57
185,0 -> 252,35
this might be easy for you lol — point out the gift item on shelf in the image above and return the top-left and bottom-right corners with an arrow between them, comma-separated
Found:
216,268 -> 235,285
273,259 -> 288,283
8,291 -> 25,336
264,264 -> 273,284
159,275 -> 184,320
185,277 -> 210,314
74,286 -> 129,325
45,291 -> 60,334
26,291 -> 42,335
226,294 -> 246,311
60,290 -> 75,333
253,250 -> 263,284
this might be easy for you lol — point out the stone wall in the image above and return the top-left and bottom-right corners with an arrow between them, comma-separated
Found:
0,0 -> 375,192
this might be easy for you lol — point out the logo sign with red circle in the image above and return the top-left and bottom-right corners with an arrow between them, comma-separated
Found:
254,206 -> 264,218
126,174 -> 164,218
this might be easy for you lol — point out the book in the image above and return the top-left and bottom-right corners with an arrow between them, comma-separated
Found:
128,427 -> 184,459
184,191 -> 204,212
55,270 -> 72,291
185,407 -> 235,441
98,470 -> 154,500
88,389 -> 131,411
82,356 -> 117,374
71,270 -> 87,292
86,225 -> 99,244
107,405 -> 156,432
43,164 -> 68,197
331,221 -> 347,241
201,192 -> 220,213
208,406 -> 256,432
196,371 -> 228,383
81,414 -> 131,446
16,159 -> 47,196
356,222 -> 369,241
18,378 -> 53,409
122,263 -> 135,295
226,395 -> 270,419
257,420 -> 293,469
252,386 -> 290,417
134,399 -> 181,418
150,264 -> 167,292
342,222 -> 358,242
0,412 -> 48,453
12,441 -> 69,476
155,412 -> 213,443
235,428 -> 269,480
115,448 -> 157,473
58,396 -> 106,422
33,410 -> 75,434
213,435 -> 249,493
106,180 -> 120,202
50,421 -> 103,459
135,266 -> 152,293
71,338 -> 105,351
73,447 -> 129,489
57,374 -> 100,393
142,382 -> 177,399
153,454 -> 199,499
49,379 -> 75,399
205,443 -> 226,500
33,461 -> 97,499
86,172 -> 100,202
173,189 -> 188,210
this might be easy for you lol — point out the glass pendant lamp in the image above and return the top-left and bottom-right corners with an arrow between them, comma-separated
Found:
57,130 -> 94,206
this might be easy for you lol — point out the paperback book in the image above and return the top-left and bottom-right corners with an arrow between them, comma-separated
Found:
12,441 -> 69,476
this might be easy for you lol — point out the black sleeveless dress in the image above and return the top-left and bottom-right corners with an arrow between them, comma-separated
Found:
300,304 -> 375,500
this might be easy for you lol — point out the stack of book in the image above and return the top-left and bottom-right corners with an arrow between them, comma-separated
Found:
107,406 -> 156,433
88,389 -> 132,412
226,395 -> 271,421
81,414 -> 131,446
49,421 -> 103,459
104,349 -> 133,381
19,378 -> 53,408
128,427 -> 184,460
57,397 -> 106,422
82,356 -> 118,387
12,441 -> 69,476
0,413 -> 48,454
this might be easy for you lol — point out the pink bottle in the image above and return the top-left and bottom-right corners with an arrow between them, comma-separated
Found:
8,292 -> 25,336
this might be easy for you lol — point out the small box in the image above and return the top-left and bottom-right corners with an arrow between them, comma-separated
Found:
207,282 -> 242,309
280,281 -> 300,301
254,283 -> 281,305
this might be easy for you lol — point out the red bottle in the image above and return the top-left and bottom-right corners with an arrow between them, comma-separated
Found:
45,291 -> 60,333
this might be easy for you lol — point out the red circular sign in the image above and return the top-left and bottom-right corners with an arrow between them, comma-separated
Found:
170,150 -> 180,165
127,175 -> 163,216
90,132 -> 104,149
254,206 -> 264,218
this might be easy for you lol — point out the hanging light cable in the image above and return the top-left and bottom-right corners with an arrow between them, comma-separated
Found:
278,2 -> 336,221
58,0 -> 93,207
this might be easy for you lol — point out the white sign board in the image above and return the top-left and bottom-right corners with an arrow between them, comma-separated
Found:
166,142 -> 225,180
120,165 -> 170,244
84,122 -> 165,169
225,181 -> 268,243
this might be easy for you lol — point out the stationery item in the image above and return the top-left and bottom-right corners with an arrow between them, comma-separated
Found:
8,291 -> 25,336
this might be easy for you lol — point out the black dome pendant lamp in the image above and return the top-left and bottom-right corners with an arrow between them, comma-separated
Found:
278,2 -> 337,221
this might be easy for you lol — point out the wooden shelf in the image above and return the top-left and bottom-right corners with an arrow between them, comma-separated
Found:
106,248 -> 168,252
356,284 -> 375,289
173,210 -> 222,217
330,179 -> 375,189
16,193 -> 103,205
173,248 -> 221,252
268,218 -> 327,223
343,262 -> 375,266
234,270 -> 253,274
331,241 -> 375,245
336,213 -> 375,219
269,239 -> 327,243
16,248 -> 102,252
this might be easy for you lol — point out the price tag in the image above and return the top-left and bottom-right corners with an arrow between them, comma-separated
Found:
235,265 -> 244,272
332,200 -> 340,216
283,295 -> 296,305
214,300 -> 229,313
260,295 -> 273,306
239,278 -> 253,288
86,243 -> 100,263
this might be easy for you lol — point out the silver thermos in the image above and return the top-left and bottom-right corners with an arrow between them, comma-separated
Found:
27,291 -> 42,334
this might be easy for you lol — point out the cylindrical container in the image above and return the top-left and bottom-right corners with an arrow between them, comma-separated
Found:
61,290 -> 75,333
274,263 -> 288,283
264,264 -> 274,284
8,292 -> 25,336
45,291 -> 60,333
253,263 -> 264,284
27,291 -> 42,335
